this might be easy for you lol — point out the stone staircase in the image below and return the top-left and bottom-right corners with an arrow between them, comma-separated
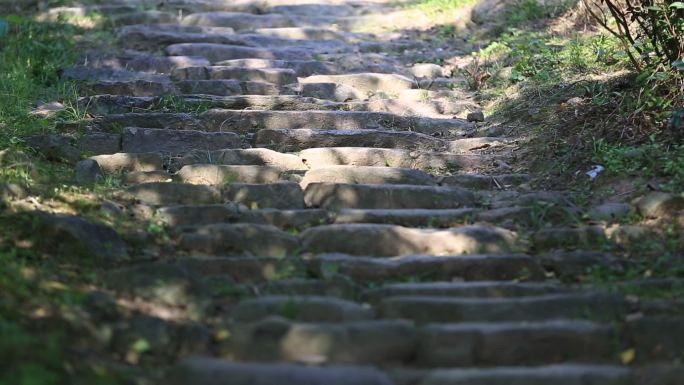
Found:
28,0 -> 684,384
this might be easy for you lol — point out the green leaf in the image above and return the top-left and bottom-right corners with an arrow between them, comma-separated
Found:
669,2 -> 684,8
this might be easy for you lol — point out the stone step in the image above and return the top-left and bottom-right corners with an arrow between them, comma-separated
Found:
165,357 -> 394,385
309,254 -> 546,283
156,204 -> 241,226
167,255 -> 302,284
95,112 -> 203,131
300,224 -> 518,257
379,293 -> 629,323
300,166 -> 437,188
199,109 -> 472,135
85,53 -> 211,73
166,43 -> 312,63
175,164 -> 287,185
265,3 -> 355,17
250,27 -> 348,41
417,320 -> 616,367
224,182 -> 305,209
79,94 -> 346,115
156,204 -> 329,228
303,183 -> 477,210
122,182 -> 222,206
256,129 -> 445,152
62,67 -> 170,83
230,295 -> 374,323
300,147 -> 415,168
300,73 -> 416,94
172,66 -> 297,85
215,59 -> 338,77
82,79 -> 178,97
352,98 -> 477,119
177,79 -> 292,96
231,318 -> 415,365
298,147 -> 502,172
90,152 -> 163,173
177,223 -> 299,256
180,12 -> 295,31
333,208 -> 475,227
180,148 -> 306,171
238,34 -> 351,54
118,25 -> 246,50
362,282 -> 569,303
122,127 -> 241,154
413,364 -> 632,385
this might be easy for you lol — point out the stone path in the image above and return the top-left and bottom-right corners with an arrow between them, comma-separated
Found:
29,0 -> 684,383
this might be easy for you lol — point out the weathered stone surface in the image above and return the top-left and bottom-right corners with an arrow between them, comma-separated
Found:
232,317 -> 416,364
178,223 -> 299,256
118,25 -> 244,50
199,109 -> 470,135
91,153 -> 163,173
419,364 -> 632,385
173,66 -> 297,85
256,129 -> 444,152
171,256 -> 298,283
417,320 -> 615,366
35,213 -> 127,262
587,203 -> 632,222
310,254 -> 545,283
300,73 -> 415,94
166,43 -> 311,63
301,224 -> 517,256
224,182 -> 304,209
0,183 -> 28,203
230,296 -> 374,323
635,192 -> 684,218
166,358 -> 394,385
74,159 -> 102,185
301,166 -> 436,188
155,204 -> 241,227
176,79 -> 243,96
181,12 -> 294,30
301,82 -> 365,102
79,132 -> 122,155
124,182 -> 222,205
239,209 -> 331,229
300,147 -> 415,169
380,293 -> 628,323
176,165 -> 284,185
84,79 -> 178,97
122,127 -> 240,154
181,148 -> 306,171
363,282 -> 566,302
216,58 -> 338,77
96,112 -> 203,131
333,208 -> 475,227
304,183 -> 477,210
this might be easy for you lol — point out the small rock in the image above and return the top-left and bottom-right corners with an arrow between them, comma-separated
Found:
467,111 -> 485,122
75,159 -> 103,185
635,192 -> 684,218
587,203 -> 631,222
